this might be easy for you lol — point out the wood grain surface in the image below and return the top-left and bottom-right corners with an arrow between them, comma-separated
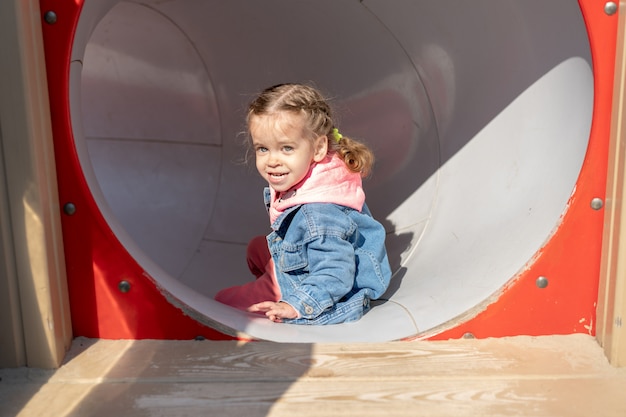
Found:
1,334 -> 625,417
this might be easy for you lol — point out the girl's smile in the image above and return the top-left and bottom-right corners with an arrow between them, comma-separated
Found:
250,113 -> 328,193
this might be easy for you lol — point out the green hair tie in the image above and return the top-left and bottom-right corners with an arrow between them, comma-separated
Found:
331,128 -> 343,143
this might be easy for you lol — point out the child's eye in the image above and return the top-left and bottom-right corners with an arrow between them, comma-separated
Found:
282,146 -> 294,152
256,146 -> 268,153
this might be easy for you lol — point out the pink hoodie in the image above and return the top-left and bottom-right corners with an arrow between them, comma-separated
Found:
268,154 -> 365,224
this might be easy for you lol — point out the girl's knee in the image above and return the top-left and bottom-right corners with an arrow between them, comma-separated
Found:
247,235 -> 270,277
247,235 -> 268,254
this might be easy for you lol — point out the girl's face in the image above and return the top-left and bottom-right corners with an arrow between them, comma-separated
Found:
250,112 -> 328,193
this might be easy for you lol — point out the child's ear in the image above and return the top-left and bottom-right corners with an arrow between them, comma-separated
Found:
313,135 -> 328,162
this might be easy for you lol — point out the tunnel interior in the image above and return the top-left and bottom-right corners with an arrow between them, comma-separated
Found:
69,0 -> 593,342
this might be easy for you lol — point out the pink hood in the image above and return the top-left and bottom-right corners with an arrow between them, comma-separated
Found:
268,154 -> 365,224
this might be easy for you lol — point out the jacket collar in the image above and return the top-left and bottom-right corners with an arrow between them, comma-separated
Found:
264,153 -> 365,227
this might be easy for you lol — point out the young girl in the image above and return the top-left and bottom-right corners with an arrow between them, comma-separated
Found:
215,83 -> 391,325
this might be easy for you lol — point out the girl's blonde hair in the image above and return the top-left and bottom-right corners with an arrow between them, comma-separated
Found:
246,83 -> 374,176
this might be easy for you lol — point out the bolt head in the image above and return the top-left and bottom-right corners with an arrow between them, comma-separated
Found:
118,280 -> 131,293
63,202 -> 76,215
605,2 -> 618,15
44,11 -> 57,24
536,276 -> 549,289
591,198 -> 604,210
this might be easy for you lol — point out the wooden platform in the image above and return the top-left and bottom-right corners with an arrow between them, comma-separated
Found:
1,334 -> 626,416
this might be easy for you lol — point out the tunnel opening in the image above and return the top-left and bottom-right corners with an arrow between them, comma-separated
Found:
68,0 -> 593,342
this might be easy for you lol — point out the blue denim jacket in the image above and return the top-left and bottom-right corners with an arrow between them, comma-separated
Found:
264,188 -> 392,325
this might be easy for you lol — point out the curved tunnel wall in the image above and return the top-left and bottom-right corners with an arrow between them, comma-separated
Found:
48,0 -> 610,342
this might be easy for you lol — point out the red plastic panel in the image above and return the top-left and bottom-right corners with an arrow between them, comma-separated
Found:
39,0 -> 616,340
40,0 -> 231,340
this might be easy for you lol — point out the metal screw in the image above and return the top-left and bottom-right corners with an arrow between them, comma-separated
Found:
44,11 -> 57,24
118,280 -> 131,293
605,2 -> 618,15
591,197 -> 604,210
462,332 -> 476,339
63,202 -> 76,215
536,276 -> 549,289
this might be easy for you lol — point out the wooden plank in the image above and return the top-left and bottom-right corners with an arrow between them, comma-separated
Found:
2,335 -> 626,417
597,0 -> 626,367
58,334 -> 617,381
8,377 -> 622,417
0,0 -> 71,369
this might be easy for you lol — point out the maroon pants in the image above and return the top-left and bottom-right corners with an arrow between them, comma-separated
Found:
214,236 -> 281,311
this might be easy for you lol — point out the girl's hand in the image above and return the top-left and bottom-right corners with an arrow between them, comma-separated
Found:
248,301 -> 299,322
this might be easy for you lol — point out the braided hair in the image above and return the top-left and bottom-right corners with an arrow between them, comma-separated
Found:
246,83 -> 374,176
